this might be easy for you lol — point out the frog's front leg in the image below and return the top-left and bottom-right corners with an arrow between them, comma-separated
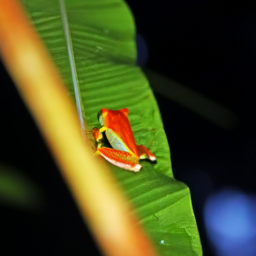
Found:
137,145 -> 156,161
92,127 -> 107,149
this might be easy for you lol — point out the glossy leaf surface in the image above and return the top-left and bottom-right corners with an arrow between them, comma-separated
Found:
21,0 -> 202,255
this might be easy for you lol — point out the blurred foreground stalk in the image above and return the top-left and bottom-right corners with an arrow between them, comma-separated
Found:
0,1 -> 158,255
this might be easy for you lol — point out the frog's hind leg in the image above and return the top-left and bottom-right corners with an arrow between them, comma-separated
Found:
137,145 -> 156,161
98,147 -> 141,172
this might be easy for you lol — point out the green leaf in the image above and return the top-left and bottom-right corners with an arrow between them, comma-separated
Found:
21,0 -> 202,255
0,164 -> 44,210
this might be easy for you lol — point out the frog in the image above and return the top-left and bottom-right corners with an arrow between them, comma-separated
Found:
93,108 -> 156,172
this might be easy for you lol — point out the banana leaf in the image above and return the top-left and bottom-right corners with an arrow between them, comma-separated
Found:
21,0 -> 202,255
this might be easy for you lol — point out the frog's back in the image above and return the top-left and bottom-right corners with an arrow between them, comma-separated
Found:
104,110 -> 139,156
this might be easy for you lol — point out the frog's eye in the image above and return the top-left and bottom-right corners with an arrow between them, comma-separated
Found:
97,110 -> 103,125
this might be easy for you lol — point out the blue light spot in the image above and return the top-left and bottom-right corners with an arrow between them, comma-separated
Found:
204,188 -> 256,256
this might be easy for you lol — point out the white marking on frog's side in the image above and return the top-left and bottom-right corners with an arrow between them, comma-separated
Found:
106,129 -> 129,152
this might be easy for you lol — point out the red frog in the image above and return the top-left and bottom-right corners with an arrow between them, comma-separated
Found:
93,108 -> 156,172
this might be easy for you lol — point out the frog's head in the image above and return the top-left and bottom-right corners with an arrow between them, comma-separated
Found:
97,108 -> 108,126
97,108 -> 129,126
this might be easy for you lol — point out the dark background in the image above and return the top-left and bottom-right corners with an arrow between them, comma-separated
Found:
1,0 -> 256,255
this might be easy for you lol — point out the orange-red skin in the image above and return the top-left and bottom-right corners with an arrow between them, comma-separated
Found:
101,108 -> 139,156
94,108 -> 156,171
98,147 -> 141,172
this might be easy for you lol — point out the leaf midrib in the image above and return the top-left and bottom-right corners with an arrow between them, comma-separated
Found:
59,0 -> 85,135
